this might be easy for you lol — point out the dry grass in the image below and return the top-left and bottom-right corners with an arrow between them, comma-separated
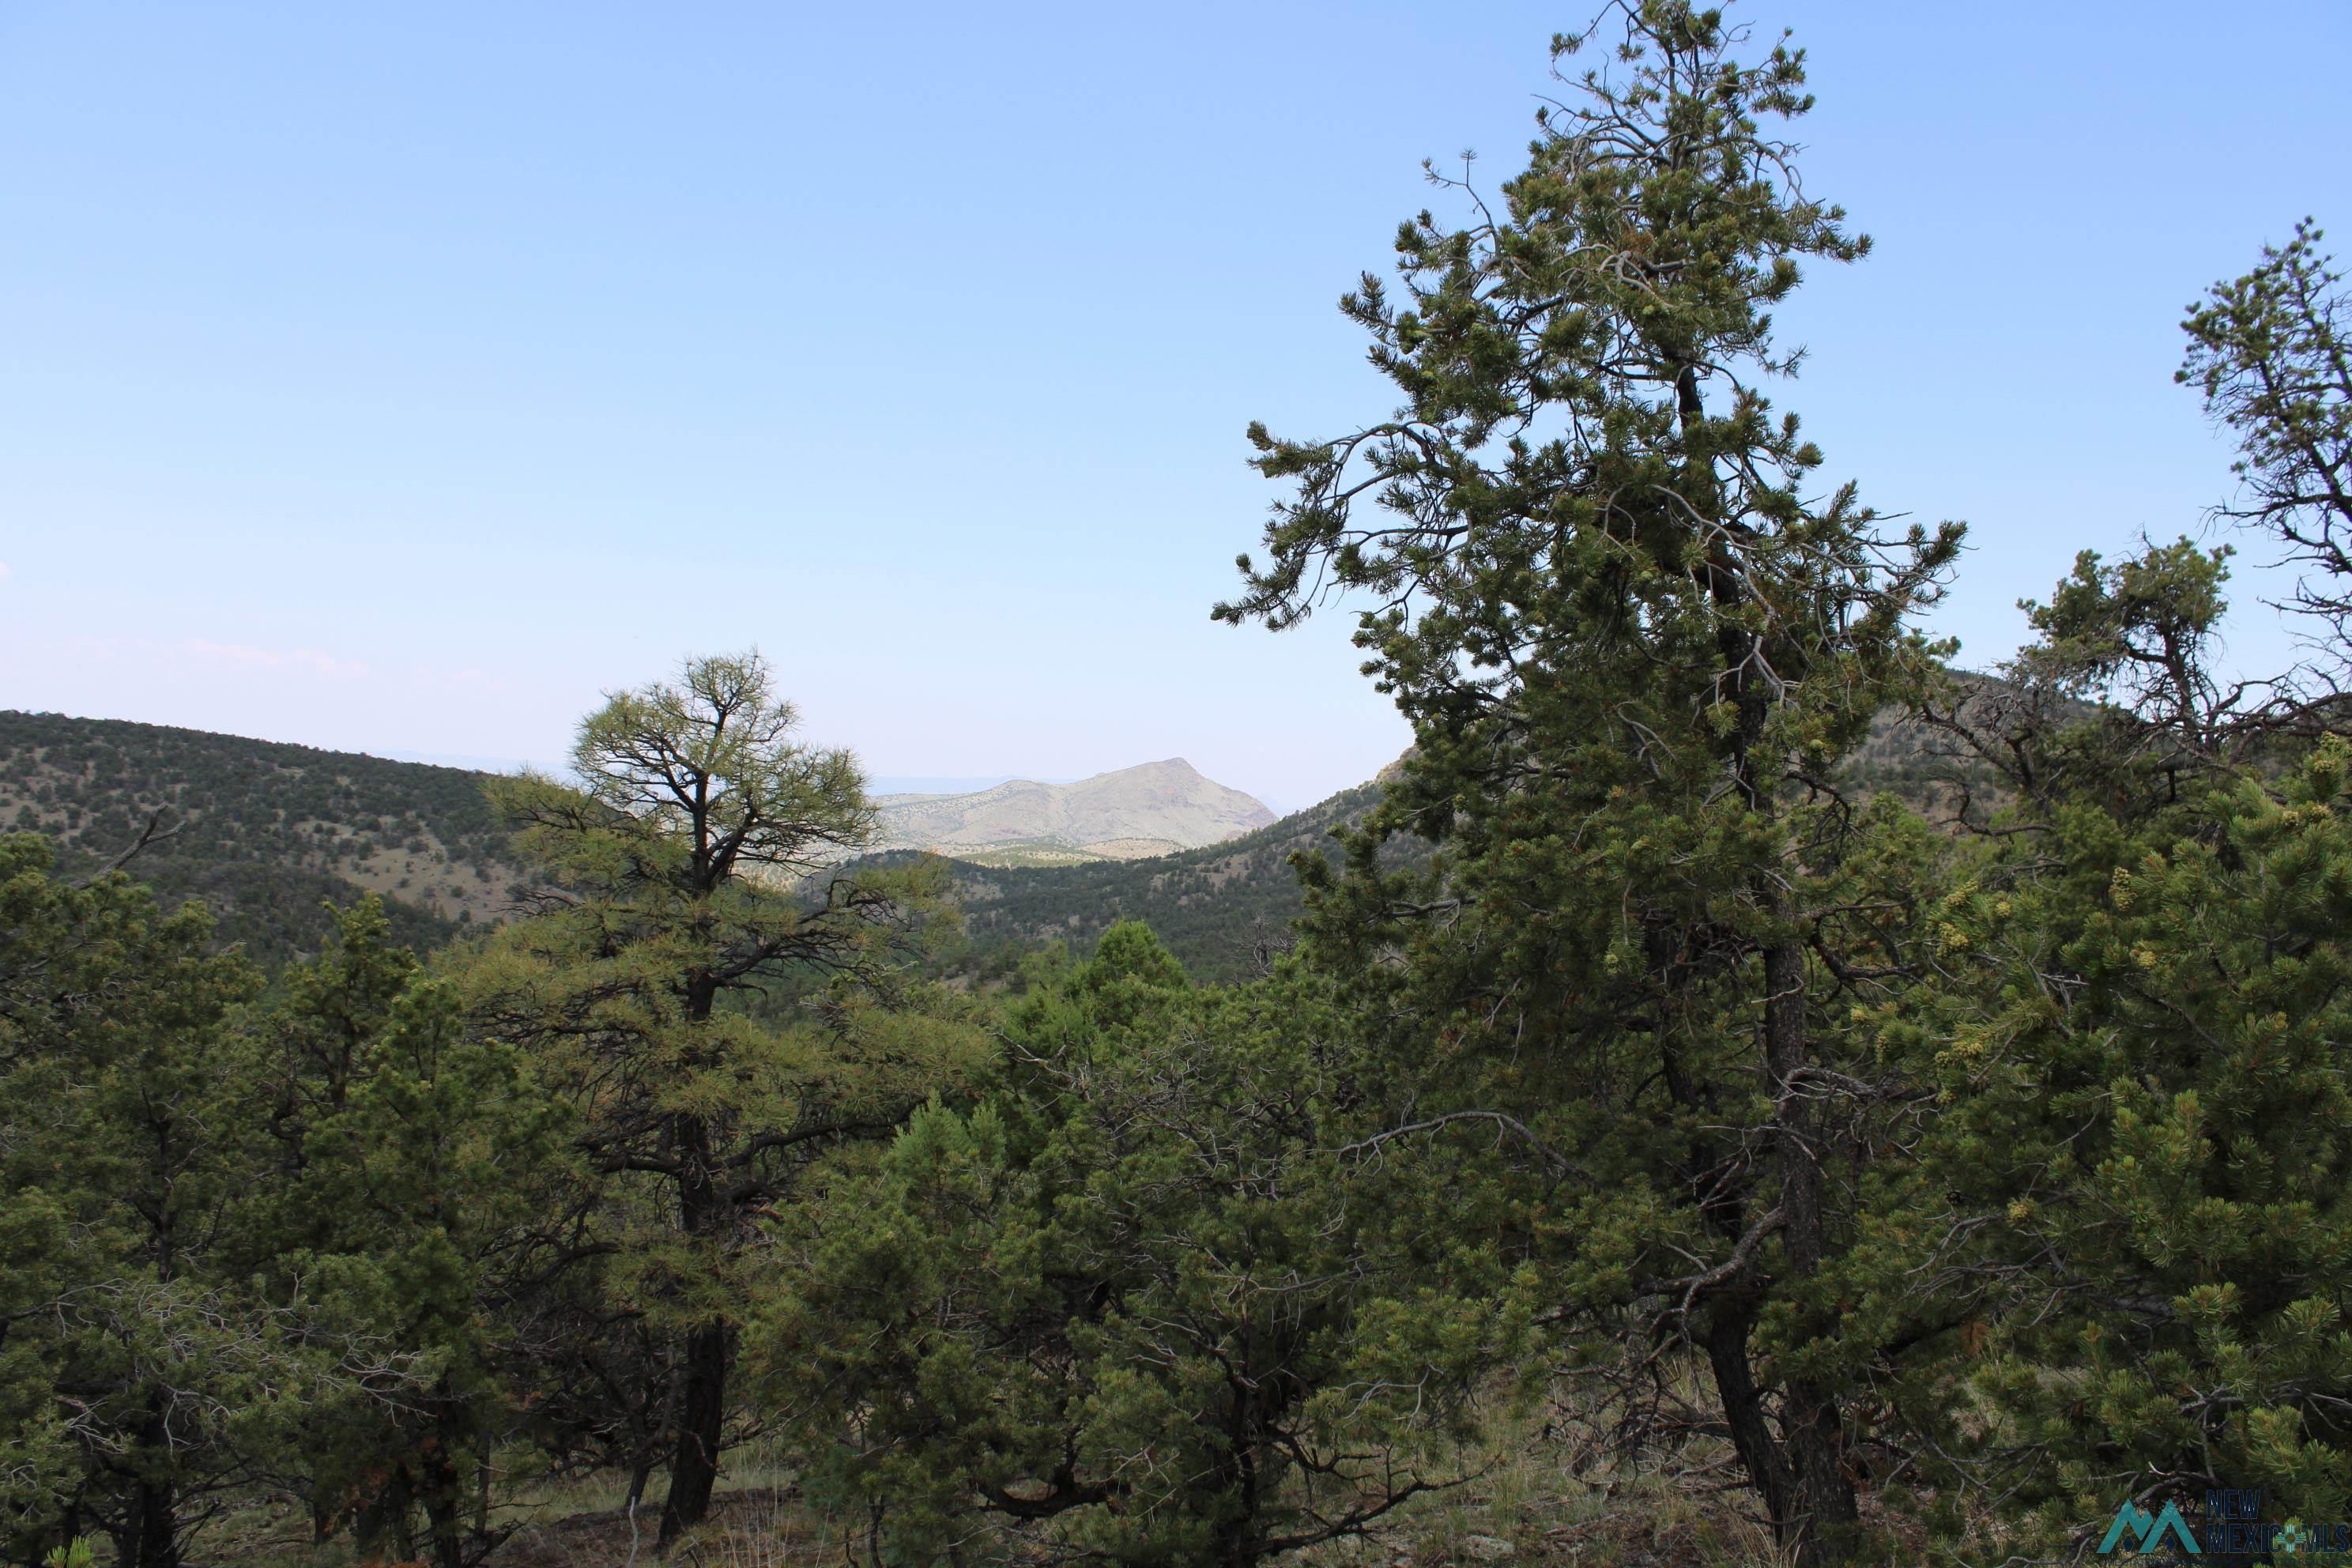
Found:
173,1387 -> 1947,1568
488,1485 -> 822,1568
1280,1372 -> 1937,1568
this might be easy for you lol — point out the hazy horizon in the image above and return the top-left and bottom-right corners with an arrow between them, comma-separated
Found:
0,701 -> 1323,816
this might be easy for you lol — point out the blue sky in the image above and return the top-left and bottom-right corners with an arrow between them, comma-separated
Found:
2,2 -> 2346,812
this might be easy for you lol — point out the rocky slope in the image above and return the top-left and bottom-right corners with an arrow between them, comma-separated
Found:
873,759 -> 1276,865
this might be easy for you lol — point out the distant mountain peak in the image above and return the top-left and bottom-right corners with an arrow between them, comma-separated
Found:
873,759 -> 1274,864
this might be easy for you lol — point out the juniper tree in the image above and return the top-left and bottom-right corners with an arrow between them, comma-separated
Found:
1849,252 -> 2352,1543
239,899 -> 574,1568
763,925 -> 1529,1568
0,837 -> 278,1568
1849,536 -> 2352,1556
1218,5 -> 1958,1558
469,651 -> 966,1547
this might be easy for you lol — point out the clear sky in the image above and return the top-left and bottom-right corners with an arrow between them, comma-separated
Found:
2,2 -> 2346,812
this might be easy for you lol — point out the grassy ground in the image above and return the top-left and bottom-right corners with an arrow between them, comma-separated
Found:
487,1410 -> 1834,1568
181,1461 -> 1795,1568
182,1456 -> 808,1568
175,1395 -> 1943,1568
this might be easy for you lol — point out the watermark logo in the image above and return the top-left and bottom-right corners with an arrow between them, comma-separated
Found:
2098,1500 -> 2200,1555
2093,1489 -> 2352,1558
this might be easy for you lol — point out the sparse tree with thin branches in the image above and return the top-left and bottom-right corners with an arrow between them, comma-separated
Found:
2181,219 -> 2352,717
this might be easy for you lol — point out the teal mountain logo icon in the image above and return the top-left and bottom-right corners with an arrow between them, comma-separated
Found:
2098,1500 -> 2200,1555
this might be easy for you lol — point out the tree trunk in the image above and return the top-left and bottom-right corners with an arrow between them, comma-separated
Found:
1702,1291 -> 1796,1537
1761,929 -> 1859,1564
126,1395 -> 182,1568
476,1445 -> 494,1538
658,1103 -> 730,1550
1653,913 -> 1846,1559
128,1473 -> 179,1568
396,1410 -> 466,1568
657,1321 -> 730,1548
421,1460 -> 467,1568
1204,1430 -> 1262,1568
356,1465 -> 417,1566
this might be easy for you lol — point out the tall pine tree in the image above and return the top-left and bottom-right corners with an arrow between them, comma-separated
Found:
1219,5 -> 1958,1558
469,651 -> 963,1547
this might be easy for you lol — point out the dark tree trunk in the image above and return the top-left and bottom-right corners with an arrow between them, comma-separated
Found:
476,1445 -> 494,1538
1702,1291 -> 1796,1536
1690,370 -> 1863,1562
356,1465 -> 418,1566
1204,1427 -> 1263,1568
657,1321 -> 731,1548
1652,913 -> 1850,1559
421,1461 -> 467,1568
129,1475 -> 179,1568
658,1099 -> 731,1551
126,1396 -> 182,1568
1760,929 -> 1860,1565
409,1410 -> 471,1568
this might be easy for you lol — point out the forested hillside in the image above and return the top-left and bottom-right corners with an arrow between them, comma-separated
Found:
915,699 -> 1992,983
0,705 -> 1376,978
0,698 -> 1984,984
910,775 -> 1394,982
0,710 -> 525,962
